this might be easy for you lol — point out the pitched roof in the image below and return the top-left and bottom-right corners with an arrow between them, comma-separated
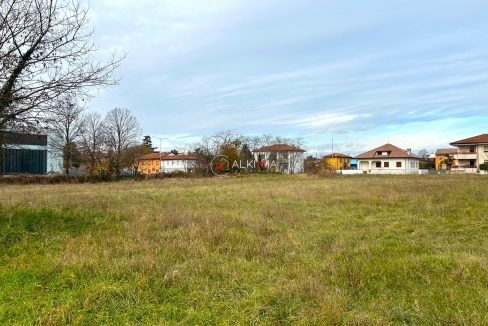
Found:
138,152 -> 170,160
450,134 -> 488,145
435,148 -> 458,155
161,154 -> 197,161
355,143 -> 419,159
323,153 -> 352,159
253,144 -> 306,153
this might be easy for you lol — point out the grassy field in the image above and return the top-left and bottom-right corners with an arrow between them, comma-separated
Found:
1,175 -> 488,325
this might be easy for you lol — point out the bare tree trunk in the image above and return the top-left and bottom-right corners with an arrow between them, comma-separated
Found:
0,132 -> 4,175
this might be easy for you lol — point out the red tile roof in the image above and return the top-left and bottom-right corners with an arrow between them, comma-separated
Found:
253,144 -> 306,152
161,154 -> 197,161
435,148 -> 459,155
355,143 -> 419,159
138,152 -> 170,160
323,153 -> 352,159
450,134 -> 488,145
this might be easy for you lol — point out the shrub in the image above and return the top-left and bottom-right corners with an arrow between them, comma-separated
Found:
0,174 -> 122,185
480,163 -> 488,171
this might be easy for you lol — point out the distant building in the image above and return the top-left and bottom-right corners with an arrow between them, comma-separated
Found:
1,132 -> 47,175
435,148 -> 459,170
160,154 -> 197,173
323,153 -> 352,170
355,143 -> 420,174
137,152 -> 197,175
253,144 -> 306,174
449,134 -> 488,173
137,152 -> 169,175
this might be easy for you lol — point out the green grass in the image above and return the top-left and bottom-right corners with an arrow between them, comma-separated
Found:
1,175 -> 488,325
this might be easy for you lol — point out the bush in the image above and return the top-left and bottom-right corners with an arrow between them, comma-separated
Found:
0,174 -> 120,185
480,164 -> 488,171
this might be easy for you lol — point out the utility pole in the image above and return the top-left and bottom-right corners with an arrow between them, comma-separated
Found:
331,132 -> 334,154
151,136 -> 168,173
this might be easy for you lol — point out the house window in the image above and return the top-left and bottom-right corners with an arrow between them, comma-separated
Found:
485,146 -> 488,153
396,162 -> 402,168
470,160 -> 475,167
375,162 -> 381,168
469,146 -> 475,153
384,162 -> 389,168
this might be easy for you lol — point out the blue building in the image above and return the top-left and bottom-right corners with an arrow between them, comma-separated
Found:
350,158 -> 358,170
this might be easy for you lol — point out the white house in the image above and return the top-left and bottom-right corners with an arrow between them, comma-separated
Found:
160,154 -> 197,173
252,144 -> 306,174
355,143 -> 420,174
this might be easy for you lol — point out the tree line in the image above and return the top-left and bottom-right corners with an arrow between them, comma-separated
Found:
46,96 -> 149,176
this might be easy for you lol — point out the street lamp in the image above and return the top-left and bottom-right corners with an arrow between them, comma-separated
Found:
151,136 -> 168,173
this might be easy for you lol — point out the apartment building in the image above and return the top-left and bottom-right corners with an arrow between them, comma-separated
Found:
449,134 -> 488,173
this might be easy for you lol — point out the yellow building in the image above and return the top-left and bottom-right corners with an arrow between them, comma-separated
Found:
137,152 -> 168,175
435,149 -> 458,170
323,153 -> 352,170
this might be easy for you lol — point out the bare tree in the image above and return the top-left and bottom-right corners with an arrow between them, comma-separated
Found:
46,95 -> 84,174
104,108 -> 141,176
78,112 -> 105,176
209,130 -> 242,155
0,0 -> 122,132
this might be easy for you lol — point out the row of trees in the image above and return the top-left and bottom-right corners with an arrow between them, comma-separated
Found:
47,97 -> 149,176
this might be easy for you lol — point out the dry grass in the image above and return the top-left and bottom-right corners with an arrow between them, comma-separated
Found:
1,174 -> 488,325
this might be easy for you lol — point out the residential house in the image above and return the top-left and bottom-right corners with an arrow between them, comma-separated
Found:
435,148 -> 458,170
137,152 -> 168,175
1,132 -> 47,175
252,144 -> 306,174
160,154 -> 197,173
449,134 -> 488,173
355,143 -> 420,174
323,153 -> 352,170
138,152 -> 197,175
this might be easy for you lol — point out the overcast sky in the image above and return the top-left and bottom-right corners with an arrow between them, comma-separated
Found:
87,0 -> 488,154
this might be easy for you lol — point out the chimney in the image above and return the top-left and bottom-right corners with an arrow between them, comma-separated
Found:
406,148 -> 412,155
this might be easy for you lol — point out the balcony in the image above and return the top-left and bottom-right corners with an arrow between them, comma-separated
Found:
455,153 -> 477,160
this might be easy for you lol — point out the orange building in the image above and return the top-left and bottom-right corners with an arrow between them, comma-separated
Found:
137,152 -> 169,175
435,149 -> 458,170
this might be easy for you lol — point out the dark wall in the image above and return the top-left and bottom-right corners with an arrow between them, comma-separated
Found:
2,132 -> 47,146
2,148 -> 47,175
